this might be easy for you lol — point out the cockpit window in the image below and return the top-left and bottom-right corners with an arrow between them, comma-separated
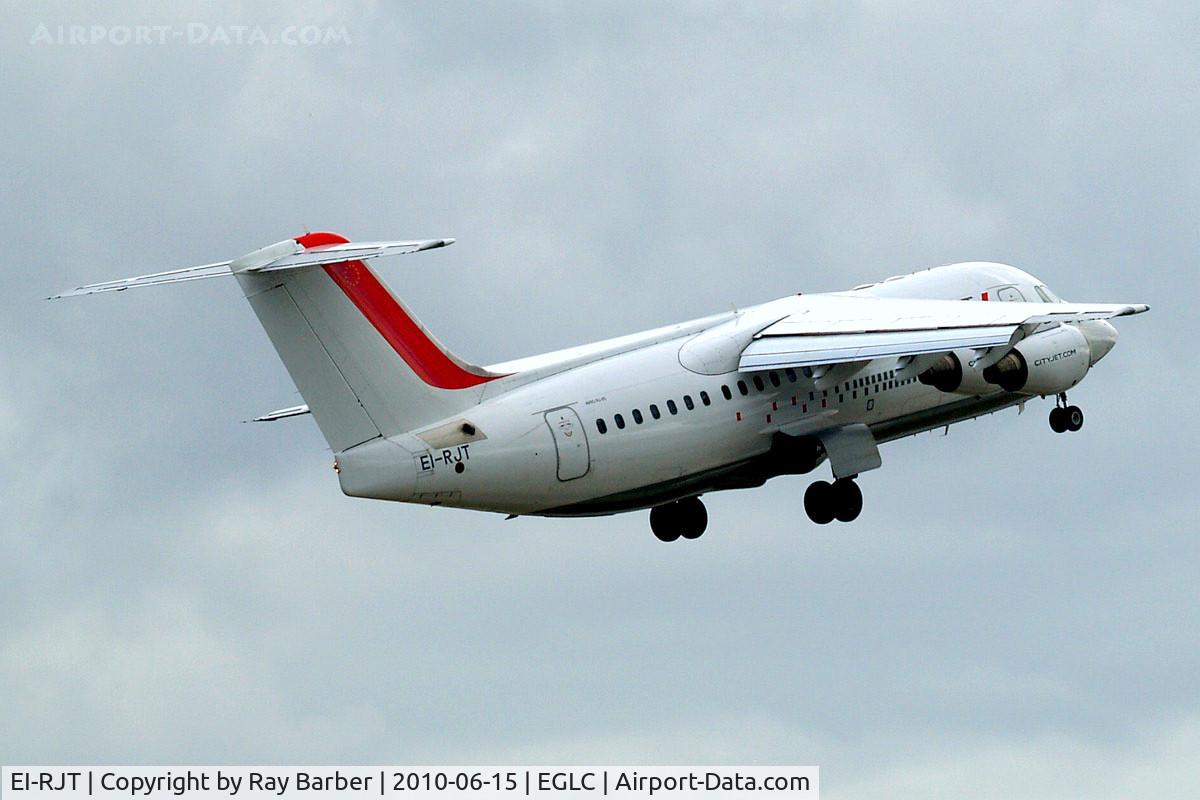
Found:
1034,285 -> 1062,303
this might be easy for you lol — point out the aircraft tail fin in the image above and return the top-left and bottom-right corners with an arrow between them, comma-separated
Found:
53,232 -> 509,452
234,232 -> 508,452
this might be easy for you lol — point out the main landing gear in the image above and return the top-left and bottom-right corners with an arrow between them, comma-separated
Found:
649,496 -> 708,542
1049,393 -> 1084,433
804,477 -> 863,524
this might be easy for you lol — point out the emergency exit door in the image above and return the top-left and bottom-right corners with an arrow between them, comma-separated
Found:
544,407 -> 591,481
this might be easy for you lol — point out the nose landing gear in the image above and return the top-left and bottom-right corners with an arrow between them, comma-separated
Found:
1049,393 -> 1084,433
804,477 -> 863,524
649,496 -> 708,542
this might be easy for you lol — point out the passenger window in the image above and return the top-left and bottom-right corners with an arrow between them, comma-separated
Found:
614,413 -> 625,429
650,404 -> 661,420
596,418 -> 607,434
684,395 -> 695,410
721,384 -> 732,400
785,368 -> 797,383
769,372 -> 781,387
667,399 -> 678,415
737,380 -> 749,396
700,391 -> 711,406
632,409 -> 643,424
753,375 -> 765,392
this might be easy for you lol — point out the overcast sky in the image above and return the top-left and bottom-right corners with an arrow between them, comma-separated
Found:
2,2 -> 1197,796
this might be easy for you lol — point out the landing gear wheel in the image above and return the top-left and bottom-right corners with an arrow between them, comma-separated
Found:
832,478 -> 863,523
804,480 -> 836,525
1065,405 -> 1084,432
649,504 -> 681,542
1049,406 -> 1068,433
678,497 -> 708,540
649,498 -> 708,541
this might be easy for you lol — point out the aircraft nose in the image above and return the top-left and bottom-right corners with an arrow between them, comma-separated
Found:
1080,320 -> 1118,365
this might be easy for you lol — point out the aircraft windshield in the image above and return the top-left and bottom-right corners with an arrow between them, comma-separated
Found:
1034,284 -> 1063,303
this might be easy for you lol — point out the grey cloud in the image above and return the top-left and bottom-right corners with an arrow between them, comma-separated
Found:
2,2 -> 1196,796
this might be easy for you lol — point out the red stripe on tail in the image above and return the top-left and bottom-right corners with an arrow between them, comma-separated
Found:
297,232 -> 506,390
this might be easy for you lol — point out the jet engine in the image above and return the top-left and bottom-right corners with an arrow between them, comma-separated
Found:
980,325 -> 1090,395
918,350 -> 997,395
920,325 -> 1091,396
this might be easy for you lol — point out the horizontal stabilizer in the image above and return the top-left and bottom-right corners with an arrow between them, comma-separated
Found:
253,239 -> 455,272
49,237 -> 455,299
47,259 -> 236,298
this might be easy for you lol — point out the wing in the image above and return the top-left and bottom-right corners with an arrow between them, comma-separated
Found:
739,295 -> 1150,372
48,237 -> 455,299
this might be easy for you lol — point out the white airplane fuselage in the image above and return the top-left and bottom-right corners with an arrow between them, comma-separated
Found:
56,232 -> 1145,538
335,261 -> 1118,517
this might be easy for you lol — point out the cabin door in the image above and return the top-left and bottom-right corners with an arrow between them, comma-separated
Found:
544,407 -> 591,481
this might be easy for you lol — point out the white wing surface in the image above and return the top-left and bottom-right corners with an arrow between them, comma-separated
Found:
739,295 -> 1149,372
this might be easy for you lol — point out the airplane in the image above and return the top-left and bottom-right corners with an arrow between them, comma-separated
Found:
51,232 -> 1149,541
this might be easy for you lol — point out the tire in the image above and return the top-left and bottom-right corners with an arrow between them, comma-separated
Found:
1049,407 -> 1068,433
678,497 -> 708,540
1066,405 -> 1084,432
649,504 -> 681,542
804,481 -> 836,525
832,479 -> 863,523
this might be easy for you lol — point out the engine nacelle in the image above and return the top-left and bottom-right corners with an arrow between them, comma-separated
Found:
981,325 -> 1090,395
918,350 -> 1001,395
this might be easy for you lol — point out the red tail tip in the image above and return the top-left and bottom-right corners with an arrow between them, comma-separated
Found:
297,231 -> 350,248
